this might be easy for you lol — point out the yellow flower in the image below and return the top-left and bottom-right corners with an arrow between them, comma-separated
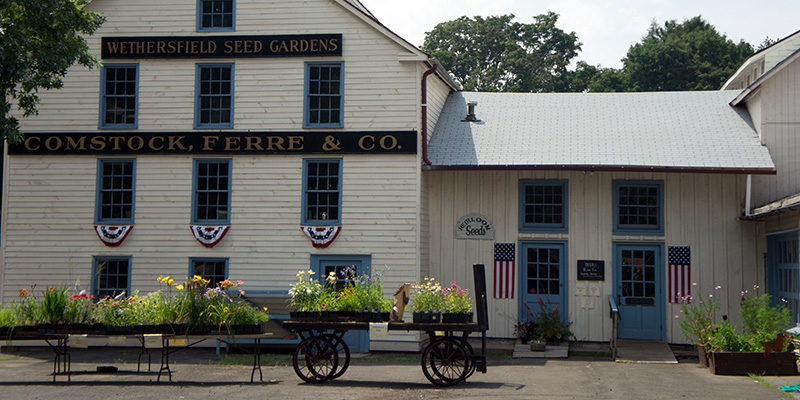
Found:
263,307 -> 269,312
157,275 -> 164,282
166,277 -> 174,286
175,285 -> 184,290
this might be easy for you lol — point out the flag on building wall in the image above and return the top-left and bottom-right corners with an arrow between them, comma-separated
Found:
494,242 -> 515,299
668,246 -> 691,303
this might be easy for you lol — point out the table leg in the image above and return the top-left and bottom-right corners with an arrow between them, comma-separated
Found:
157,337 -> 172,382
250,338 -> 263,382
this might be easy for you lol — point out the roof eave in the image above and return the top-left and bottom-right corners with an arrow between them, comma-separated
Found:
731,47 -> 800,106
422,164 -> 777,175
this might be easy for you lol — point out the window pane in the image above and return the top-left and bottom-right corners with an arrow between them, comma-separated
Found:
306,63 -> 343,127
521,182 -> 566,229
98,160 -> 134,222
102,66 -> 137,126
197,65 -> 233,127
199,0 -> 233,29
194,160 -> 230,223
303,160 -> 341,223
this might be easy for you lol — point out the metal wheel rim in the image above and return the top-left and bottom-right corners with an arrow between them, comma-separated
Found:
292,337 -> 339,383
421,338 -> 469,386
321,333 -> 351,379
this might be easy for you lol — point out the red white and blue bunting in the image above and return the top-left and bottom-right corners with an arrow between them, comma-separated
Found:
95,225 -> 133,247
190,225 -> 230,248
301,226 -> 341,248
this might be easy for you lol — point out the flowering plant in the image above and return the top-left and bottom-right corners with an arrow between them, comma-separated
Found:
443,281 -> 472,314
676,285 -> 720,346
530,296 -> 572,342
410,277 -> 444,312
289,270 -> 323,312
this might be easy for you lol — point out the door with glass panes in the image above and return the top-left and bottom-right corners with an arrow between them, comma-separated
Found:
614,243 -> 665,340
520,242 -> 567,324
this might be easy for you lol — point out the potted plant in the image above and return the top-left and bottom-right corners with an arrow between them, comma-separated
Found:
288,270 -> 323,321
410,277 -> 444,323
515,302 -> 538,344
705,292 -> 796,375
530,296 -> 573,345
441,281 -> 473,323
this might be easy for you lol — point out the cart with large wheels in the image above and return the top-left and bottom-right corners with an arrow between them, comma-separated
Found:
283,264 -> 490,387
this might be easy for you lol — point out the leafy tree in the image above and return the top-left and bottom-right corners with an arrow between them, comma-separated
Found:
422,12 -> 581,92
621,16 -> 753,91
1,0 -> 104,143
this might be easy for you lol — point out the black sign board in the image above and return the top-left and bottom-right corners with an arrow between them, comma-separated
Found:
101,34 -> 342,59
625,297 -> 655,306
8,131 -> 416,155
577,260 -> 605,281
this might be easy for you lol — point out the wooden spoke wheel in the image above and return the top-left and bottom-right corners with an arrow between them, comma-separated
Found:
292,336 -> 339,383
321,333 -> 350,379
421,338 -> 469,386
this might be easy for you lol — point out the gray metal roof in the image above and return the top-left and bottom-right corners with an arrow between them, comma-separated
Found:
427,91 -> 775,174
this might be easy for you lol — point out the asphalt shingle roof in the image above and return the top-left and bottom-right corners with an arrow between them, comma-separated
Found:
427,91 -> 775,173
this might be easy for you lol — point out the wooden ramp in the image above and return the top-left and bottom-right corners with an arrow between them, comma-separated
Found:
615,340 -> 678,364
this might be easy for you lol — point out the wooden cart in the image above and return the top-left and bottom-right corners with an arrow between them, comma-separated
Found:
283,264 -> 489,386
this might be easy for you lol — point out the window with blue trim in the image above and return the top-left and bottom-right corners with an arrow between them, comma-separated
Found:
519,180 -> 568,232
198,0 -> 234,31
100,64 -> 138,128
93,256 -> 131,299
302,159 -> 342,225
195,64 -> 233,128
96,159 -> 135,224
305,62 -> 343,128
613,180 -> 664,235
191,258 -> 228,286
193,159 -> 231,224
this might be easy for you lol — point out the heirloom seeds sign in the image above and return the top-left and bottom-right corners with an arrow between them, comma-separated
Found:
102,34 -> 342,59
455,213 -> 495,239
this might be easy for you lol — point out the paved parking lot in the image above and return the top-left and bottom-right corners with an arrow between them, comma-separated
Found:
1,347 -> 799,399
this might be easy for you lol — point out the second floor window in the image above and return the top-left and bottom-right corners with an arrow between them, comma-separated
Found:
305,62 -> 343,128
96,159 -> 135,224
196,64 -> 233,128
193,159 -> 231,224
613,180 -> 664,235
100,65 -> 138,128
519,180 -> 568,232
198,0 -> 234,31
303,159 -> 342,225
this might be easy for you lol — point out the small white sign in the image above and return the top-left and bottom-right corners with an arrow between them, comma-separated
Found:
581,296 -> 595,309
69,334 -> 88,348
455,213 -> 495,239
369,322 -> 389,338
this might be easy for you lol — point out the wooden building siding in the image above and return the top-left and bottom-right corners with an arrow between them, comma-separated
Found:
0,153 -> 422,303
425,170 -> 762,342
18,0 -> 421,133
750,58 -> 800,207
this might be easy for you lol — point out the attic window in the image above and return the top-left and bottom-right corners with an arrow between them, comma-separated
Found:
198,0 -> 235,31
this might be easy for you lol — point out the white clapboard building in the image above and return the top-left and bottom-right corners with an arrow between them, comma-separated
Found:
0,0 -> 793,348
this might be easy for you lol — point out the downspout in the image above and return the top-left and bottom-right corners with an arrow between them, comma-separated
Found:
745,174 -> 753,216
421,61 -> 438,165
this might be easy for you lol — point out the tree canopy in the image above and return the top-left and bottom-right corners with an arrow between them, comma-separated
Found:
591,16 -> 753,92
421,12 -> 581,92
1,0 -> 104,143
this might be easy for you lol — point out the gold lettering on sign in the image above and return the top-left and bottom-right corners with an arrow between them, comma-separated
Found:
358,135 -> 375,151
45,137 -> 62,151
288,136 -> 304,150
225,137 -> 241,151
157,41 -> 166,54
322,136 -> 341,151
108,136 -> 125,151
266,136 -> 285,150
203,136 -> 219,151
379,135 -> 398,150
167,136 -> 188,151
25,136 -> 41,151
148,136 -> 164,151
66,136 -> 86,151
90,136 -> 106,151
245,137 -> 264,151
128,136 -> 144,151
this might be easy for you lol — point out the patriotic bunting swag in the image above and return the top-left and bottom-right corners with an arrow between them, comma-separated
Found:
668,246 -> 691,303
494,242 -> 515,299
190,225 -> 230,248
95,225 -> 133,247
301,226 -> 341,248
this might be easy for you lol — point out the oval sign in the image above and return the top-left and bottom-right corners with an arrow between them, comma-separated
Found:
455,213 -> 495,240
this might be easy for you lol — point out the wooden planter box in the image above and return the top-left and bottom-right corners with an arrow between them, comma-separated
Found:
710,351 -> 798,375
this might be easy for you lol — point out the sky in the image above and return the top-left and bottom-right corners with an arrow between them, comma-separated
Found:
362,0 -> 800,69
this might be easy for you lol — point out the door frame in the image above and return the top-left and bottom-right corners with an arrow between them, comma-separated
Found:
767,230 -> 800,323
518,241 -> 569,323
613,242 -> 666,341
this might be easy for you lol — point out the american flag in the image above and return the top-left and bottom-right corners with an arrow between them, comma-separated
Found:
668,246 -> 691,303
494,242 -> 515,299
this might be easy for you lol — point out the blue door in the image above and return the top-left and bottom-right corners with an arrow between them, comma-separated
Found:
520,242 -> 567,323
768,232 -> 799,323
615,243 -> 665,340
312,255 -> 370,353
